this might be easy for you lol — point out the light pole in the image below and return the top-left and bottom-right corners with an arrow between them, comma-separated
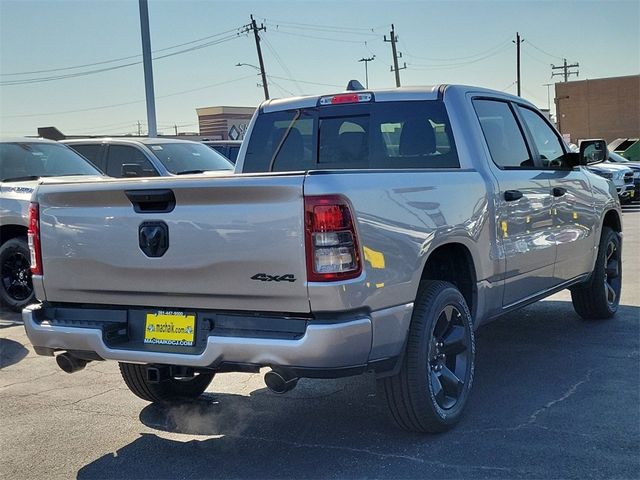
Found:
236,63 -> 267,97
358,56 -> 375,89
138,0 -> 157,137
542,83 -> 553,111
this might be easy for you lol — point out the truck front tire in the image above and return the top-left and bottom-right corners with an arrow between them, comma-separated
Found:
571,226 -> 622,320
119,363 -> 214,403
382,281 -> 475,433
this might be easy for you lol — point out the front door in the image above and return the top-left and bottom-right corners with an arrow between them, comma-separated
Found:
515,105 -> 598,282
473,99 -> 556,307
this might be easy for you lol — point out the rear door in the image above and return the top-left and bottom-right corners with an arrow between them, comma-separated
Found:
515,105 -> 598,282
473,98 -> 556,307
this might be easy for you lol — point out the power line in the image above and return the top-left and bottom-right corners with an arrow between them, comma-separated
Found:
1,27 -> 244,77
260,17 -> 381,35
266,75 -> 343,88
406,44 -> 510,70
0,75 -> 256,118
401,35 -> 512,62
526,40 -> 564,60
1,33 -> 243,86
270,29 -> 370,45
262,36 -> 303,95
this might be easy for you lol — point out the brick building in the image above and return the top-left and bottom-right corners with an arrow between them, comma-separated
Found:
196,106 -> 255,140
554,75 -> 640,143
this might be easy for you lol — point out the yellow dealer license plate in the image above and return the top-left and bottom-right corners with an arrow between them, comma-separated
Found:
144,311 -> 196,347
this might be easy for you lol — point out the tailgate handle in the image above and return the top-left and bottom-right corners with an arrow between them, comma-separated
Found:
126,189 -> 176,213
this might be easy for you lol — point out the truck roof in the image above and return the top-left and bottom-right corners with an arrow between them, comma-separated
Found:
260,84 -> 533,113
62,137 -> 205,146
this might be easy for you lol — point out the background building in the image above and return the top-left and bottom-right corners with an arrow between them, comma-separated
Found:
196,106 -> 255,140
555,75 -> 640,144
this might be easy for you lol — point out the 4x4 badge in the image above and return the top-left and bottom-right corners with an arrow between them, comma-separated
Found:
251,273 -> 296,283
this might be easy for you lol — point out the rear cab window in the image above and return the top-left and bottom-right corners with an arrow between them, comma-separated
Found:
243,100 -> 459,173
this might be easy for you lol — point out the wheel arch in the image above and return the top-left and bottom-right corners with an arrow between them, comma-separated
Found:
419,242 -> 478,320
602,209 -> 622,233
0,224 -> 28,245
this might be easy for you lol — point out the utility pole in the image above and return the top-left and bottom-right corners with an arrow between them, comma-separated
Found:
513,32 -> 523,96
174,124 -> 178,136
242,15 -> 269,100
358,56 -> 375,88
551,58 -> 579,82
138,0 -> 157,137
137,121 -> 142,136
384,24 -> 405,87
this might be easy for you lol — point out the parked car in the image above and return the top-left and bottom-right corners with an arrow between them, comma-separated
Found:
201,140 -> 242,164
24,85 -> 622,433
587,161 -> 635,204
0,138 -> 102,311
606,150 -> 640,200
63,138 -> 233,178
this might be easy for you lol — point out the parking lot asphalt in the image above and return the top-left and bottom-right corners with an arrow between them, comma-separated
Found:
1,205 -> 638,480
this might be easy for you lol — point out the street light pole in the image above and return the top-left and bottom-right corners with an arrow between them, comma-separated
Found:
138,0 -> 157,137
358,56 -> 375,88
543,83 -> 553,111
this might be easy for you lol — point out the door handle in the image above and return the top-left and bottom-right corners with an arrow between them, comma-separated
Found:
504,190 -> 523,202
552,187 -> 567,197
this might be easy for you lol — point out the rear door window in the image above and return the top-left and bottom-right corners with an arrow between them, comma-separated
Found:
473,99 -> 533,169
243,100 -> 458,172
68,144 -> 104,172
106,145 -> 158,177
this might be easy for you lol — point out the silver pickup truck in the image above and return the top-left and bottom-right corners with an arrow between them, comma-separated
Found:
0,138 -> 102,311
23,85 -> 623,433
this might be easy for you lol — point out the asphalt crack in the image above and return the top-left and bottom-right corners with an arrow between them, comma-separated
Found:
222,433 -> 521,474
516,369 -> 593,430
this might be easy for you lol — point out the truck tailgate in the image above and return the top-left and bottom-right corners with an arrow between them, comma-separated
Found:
36,174 -> 310,313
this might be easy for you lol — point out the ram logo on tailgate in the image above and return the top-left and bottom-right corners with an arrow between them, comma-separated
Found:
139,222 -> 169,257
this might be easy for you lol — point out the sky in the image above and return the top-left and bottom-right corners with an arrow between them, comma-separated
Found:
0,0 -> 638,137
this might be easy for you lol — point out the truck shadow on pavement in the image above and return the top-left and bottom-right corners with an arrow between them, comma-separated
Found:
77,300 -> 639,479
0,338 -> 28,368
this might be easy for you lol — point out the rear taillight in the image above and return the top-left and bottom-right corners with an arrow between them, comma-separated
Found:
305,195 -> 361,282
28,202 -> 42,275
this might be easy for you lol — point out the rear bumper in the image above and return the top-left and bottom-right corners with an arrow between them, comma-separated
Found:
23,302 -> 412,374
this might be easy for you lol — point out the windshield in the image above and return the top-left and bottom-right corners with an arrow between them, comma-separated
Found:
0,142 -> 100,181
147,143 -> 233,174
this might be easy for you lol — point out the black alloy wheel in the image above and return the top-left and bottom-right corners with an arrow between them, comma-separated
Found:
0,238 -> 35,311
603,238 -> 621,308
428,304 -> 472,411
382,281 -> 475,433
571,226 -> 622,320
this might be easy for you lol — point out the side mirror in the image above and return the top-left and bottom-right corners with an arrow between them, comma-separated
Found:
579,139 -> 607,165
121,163 -> 143,177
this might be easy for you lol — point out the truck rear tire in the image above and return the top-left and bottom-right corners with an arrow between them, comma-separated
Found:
0,237 -> 35,312
119,363 -> 214,403
382,281 -> 475,433
571,226 -> 622,320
